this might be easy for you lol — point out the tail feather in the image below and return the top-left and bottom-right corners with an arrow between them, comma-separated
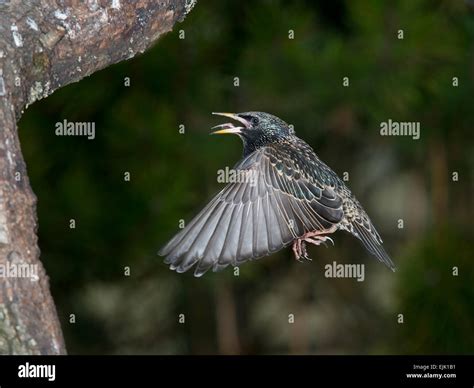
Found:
352,222 -> 396,271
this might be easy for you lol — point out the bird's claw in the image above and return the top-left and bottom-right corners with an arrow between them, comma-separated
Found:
301,242 -> 311,261
304,235 -> 334,247
292,233 -> 335,261
293,232 -> 334,262
326,236 -> 335,246
296,253 -> 311,262
292,239 -> 311,262
320,236 -> 334,248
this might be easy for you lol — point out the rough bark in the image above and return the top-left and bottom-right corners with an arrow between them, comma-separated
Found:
0,0 -> 195,355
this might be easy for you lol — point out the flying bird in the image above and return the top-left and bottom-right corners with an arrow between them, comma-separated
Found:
159,112 -> 395,277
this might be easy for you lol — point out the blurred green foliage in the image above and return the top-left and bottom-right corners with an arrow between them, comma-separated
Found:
19,0 -> 473,354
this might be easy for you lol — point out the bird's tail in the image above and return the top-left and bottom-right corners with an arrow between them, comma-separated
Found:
352,221 -> 396,271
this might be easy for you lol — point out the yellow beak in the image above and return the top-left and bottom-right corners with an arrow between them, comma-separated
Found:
211,126 -> 243,135
211,112 -> 249,135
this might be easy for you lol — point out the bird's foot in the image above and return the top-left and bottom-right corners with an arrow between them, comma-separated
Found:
292,239 -> 311,262
304,235 -> 334,248
292,230 -> 336,261
302,230 -> 335,248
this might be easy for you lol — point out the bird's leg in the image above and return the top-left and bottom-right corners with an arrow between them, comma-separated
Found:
292,228 -> 337,261
291,239 -> 310,262
304,235 -> 334,247
303,229 -> 335,248
292,239 -> 301,261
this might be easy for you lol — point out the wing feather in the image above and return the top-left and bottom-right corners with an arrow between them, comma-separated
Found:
159,145 -> 344,276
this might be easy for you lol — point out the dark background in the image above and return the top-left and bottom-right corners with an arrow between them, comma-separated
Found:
19,0 -> 473,354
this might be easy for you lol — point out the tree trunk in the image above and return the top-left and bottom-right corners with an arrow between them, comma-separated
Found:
0,0 -> 195,355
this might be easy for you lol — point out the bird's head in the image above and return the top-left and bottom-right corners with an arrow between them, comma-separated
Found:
211,111 -> 293,155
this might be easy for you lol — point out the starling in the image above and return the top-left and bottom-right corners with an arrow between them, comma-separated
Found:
159,112 -> 395,277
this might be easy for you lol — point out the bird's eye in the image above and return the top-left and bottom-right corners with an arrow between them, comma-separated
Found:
242,116 -> 258,127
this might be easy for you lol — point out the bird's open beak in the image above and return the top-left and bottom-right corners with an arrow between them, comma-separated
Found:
210,112 -> 250,135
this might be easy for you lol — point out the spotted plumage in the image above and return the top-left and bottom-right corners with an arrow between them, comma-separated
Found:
159,112 -> 395,276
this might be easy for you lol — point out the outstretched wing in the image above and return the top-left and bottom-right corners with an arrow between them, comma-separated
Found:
158,145 -> 344,276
